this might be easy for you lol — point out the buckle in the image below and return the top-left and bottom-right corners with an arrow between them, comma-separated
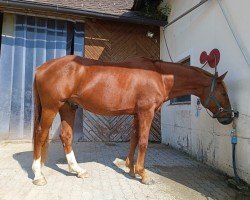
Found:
219,107 -> 224,112
232,111 -> 239,118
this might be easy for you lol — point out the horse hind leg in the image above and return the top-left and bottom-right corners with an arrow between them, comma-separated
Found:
32,108 -> 58,186
125,115 -> 139,177
59,103 -> 88,179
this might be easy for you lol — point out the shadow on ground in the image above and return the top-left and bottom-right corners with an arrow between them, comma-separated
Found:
12,142 -> 136,181
13,142 -> 249,200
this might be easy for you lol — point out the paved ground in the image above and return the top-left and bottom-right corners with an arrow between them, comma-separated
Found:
0,141 -> 246,200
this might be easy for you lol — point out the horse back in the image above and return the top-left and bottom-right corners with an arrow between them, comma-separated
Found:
34,55 -> 167,114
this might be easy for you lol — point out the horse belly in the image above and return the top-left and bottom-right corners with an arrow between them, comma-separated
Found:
75,78 -> 137,115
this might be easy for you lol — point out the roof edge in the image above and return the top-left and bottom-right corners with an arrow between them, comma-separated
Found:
0,0 -> 167,26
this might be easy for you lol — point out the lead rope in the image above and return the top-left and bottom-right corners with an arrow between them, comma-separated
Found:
162,28 -> 212,71
205,108 -> 214,118
162,29 -> 174,62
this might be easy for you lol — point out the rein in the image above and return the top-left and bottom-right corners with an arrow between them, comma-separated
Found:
204,72 -> 233,118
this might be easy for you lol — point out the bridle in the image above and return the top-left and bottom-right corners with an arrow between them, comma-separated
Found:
204,72 -> 233,119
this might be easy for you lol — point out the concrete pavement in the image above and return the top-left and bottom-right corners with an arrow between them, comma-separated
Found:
0,141 -> 244,200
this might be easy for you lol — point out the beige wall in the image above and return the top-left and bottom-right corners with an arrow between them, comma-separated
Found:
161,0 -> 250,184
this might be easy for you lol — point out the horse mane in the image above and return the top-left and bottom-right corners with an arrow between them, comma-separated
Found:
79,56 -> 214,78
190,66 -> 214,77
148,57 -> 214,78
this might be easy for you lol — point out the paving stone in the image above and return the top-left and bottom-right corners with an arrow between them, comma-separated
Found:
0,141 -> 244,200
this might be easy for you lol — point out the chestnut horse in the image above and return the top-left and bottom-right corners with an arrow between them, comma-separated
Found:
32,55 -> 233,186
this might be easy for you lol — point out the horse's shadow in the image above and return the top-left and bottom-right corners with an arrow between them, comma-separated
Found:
12,141 -> 137,181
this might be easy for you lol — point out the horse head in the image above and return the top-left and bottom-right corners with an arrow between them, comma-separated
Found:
200,72 -> 233,125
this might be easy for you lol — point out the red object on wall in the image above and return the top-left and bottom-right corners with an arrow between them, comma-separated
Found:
200,49 -> 220,68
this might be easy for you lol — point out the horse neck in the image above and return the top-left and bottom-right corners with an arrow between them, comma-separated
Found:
164,64 -> 211,99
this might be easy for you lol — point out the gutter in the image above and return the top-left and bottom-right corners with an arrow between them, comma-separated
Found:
164,0 -> 209,28
0,0 -> 167,26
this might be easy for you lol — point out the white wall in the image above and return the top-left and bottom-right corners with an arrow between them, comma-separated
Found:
161,0 -> 250,184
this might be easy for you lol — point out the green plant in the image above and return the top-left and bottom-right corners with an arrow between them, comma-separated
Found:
142,0 -> 171,21
159,3 -> 171,18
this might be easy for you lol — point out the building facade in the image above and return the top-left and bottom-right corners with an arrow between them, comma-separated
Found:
161,0 -> 250,184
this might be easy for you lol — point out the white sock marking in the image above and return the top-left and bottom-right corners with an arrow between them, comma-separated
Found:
32,157 -> 43,180
66,151 -> 86,175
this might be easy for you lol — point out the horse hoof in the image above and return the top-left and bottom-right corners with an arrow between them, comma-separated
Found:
129,170 -> 136,177
33,177 -> 47,186
77,171 -> 89,179
125,158 -> 130,168
142,178 -> 155,185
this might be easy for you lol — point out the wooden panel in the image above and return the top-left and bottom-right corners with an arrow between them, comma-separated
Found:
111,23 -> 137,62
85,20 -> 160,62
79,112 -> 133,142
136,26 -> 160,59
85,20 -> 111,61
79,110 -> 160,142
82,19 -> 161,142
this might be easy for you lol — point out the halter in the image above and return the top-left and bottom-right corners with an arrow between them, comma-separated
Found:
204,72 -> 233,118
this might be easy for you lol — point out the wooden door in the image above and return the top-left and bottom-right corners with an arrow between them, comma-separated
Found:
78,19 -> 161,142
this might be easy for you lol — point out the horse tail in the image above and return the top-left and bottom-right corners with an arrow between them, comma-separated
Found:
33,75 -> 47,163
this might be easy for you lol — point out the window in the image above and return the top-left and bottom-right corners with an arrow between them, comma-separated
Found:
170,57 -> 191,104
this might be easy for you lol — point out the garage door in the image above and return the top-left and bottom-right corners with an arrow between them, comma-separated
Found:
0,14 -> 84,139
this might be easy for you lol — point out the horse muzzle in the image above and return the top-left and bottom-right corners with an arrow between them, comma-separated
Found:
217,117 -> 233,125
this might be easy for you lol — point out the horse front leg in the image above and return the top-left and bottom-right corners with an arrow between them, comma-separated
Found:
125,115 -> 139,177
59,103 -> 88,179
135,108 -> 154,185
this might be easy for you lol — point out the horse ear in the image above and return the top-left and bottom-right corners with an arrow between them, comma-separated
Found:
217,71 -> 228,81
